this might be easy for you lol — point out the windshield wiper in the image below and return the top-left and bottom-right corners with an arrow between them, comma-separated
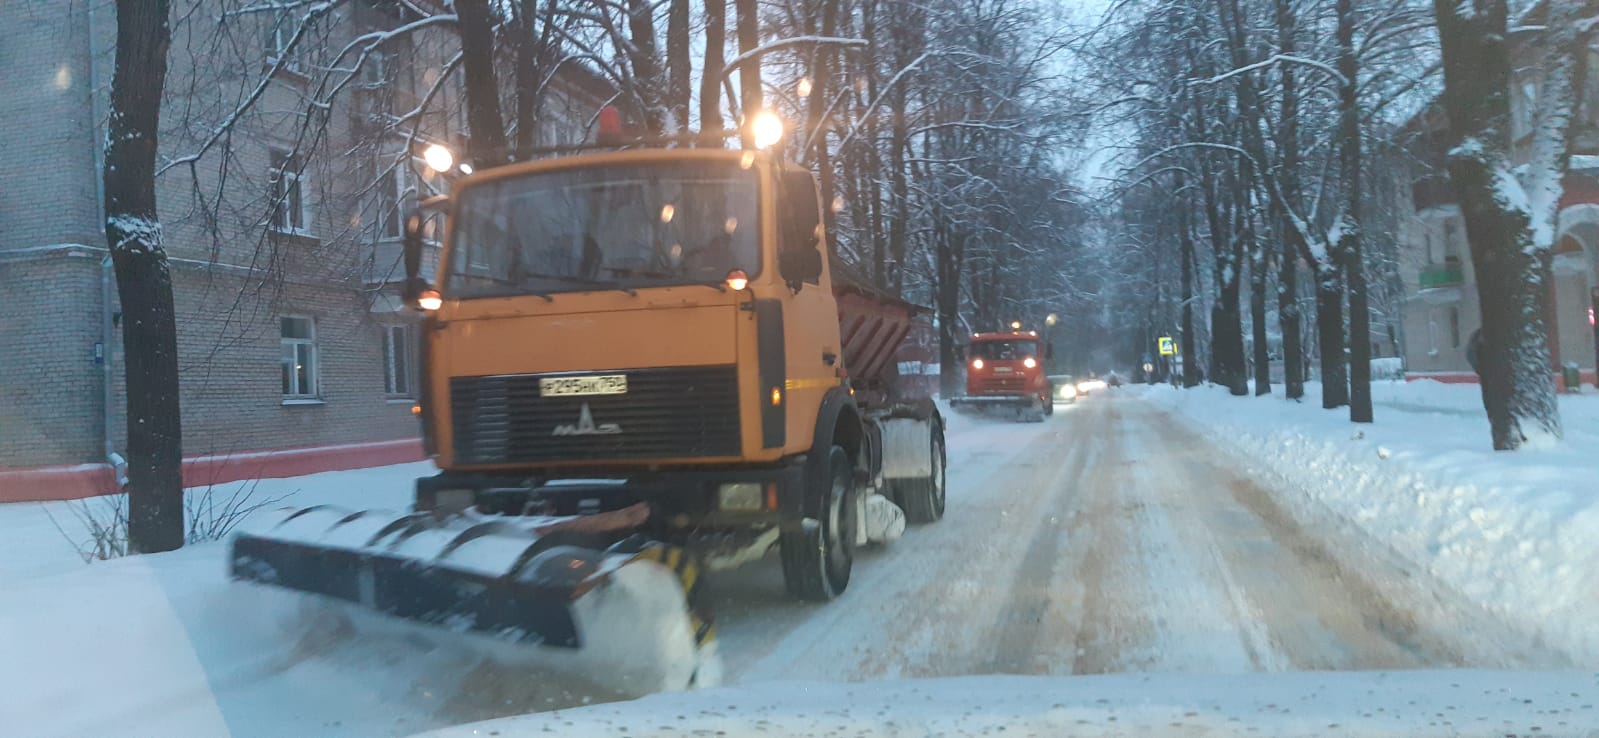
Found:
604,266 -> 728,291
517,272 -> 637,296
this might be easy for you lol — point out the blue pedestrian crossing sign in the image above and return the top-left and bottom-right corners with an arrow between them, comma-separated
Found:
1158,336 -> 1176,356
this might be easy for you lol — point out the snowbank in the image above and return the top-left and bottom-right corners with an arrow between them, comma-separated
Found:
1143,381 -> 1599,662
0,461 -> 687,737
416,670 -> 1599,737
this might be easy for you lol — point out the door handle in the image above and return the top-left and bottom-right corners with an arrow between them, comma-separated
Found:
822,351 -> 838,366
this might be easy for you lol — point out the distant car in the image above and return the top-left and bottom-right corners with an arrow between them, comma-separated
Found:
1048,375 -> 1078,404
1076,375 -> 1107,395
1107,373 -> 1123,388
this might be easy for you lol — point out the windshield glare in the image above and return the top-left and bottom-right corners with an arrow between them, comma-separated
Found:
972,340 -> 1039,361
446,161 -> 759,297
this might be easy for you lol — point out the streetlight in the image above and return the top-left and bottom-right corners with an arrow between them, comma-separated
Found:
750,110 -> 784,149
422,143 -> 454,174
1045,313 -> 1058,327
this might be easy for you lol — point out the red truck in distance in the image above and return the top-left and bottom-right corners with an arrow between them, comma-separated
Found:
950,330 -> 1053,422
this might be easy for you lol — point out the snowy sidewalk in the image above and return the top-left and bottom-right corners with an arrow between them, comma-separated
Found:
1142,381 -> 1599,664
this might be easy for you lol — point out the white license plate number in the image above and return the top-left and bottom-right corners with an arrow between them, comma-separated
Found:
539,375 -> 628,397
994,367 -> 1013,373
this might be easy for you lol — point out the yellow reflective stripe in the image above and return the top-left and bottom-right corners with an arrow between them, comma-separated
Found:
784,377 -> 840,391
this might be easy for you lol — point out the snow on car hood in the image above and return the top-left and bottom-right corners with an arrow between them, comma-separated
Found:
414,670 -> 1598,737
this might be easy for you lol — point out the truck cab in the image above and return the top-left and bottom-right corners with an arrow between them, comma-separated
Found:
396,146 -> 944,601
952,331 -> 1053,421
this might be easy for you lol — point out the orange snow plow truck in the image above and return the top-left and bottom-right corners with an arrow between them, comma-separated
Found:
229,139 -> 945,693
950,330 -> 1054,422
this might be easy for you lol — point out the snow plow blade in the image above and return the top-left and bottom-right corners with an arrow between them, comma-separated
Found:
229,505 -> 716,683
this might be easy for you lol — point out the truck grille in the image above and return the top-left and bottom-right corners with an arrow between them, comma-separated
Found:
972,375 -> 1028,394
450,366 -> 741,465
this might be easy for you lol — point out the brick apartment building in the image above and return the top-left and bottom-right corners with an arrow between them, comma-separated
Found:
0,1 -> 611,500
1398,3 -> 1599,388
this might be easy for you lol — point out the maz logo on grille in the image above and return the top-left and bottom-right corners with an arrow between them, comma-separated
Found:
552,403 -> 622,436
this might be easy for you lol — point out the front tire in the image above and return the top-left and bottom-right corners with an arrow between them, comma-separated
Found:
781,447 -> 856,601
899,426 -> 947,524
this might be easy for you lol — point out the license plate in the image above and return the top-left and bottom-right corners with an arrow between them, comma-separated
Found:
994,367 -> 1013,373
539,375 -> 628,397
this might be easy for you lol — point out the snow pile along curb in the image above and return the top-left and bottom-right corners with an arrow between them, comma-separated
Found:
1143,381 -> 1599,663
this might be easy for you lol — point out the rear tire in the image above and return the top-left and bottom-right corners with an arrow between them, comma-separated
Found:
899,426 -> 946,524
781,447 -> 856,601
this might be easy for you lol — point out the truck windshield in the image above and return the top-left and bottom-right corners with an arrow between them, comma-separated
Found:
971,340 -> 1038,360
445,160 -> 759,297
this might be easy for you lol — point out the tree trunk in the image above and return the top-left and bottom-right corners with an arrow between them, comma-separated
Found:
456,0 -> 509,165
1178,175 -> 1199,388
700,0 -> 725,143
1204,168 -> 1246,395
1338,0 -> 1372,422
735,0 -> 760,145
518,0 -> 543,153
626,0 -> 663,134
1274,0 -> 1305,400
666,0 -> 691,133
106,0 -> 182,553
1250,210 -> 1271,395
808,0 -> 840,238
935,217 -> 965,399
1315,263 -> 1348,408
1432,0 -> 1562,448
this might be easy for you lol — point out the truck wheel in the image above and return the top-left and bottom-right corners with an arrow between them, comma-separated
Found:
781,446 -> 856,601
899,426 -> 946,525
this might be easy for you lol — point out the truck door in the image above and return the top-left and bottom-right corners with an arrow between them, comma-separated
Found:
777,170 -> 843,453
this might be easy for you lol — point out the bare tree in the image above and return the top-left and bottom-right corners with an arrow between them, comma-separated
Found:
106,0 -> 182,553
1430,0 -> 1563,448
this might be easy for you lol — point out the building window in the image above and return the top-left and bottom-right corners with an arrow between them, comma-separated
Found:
266,14 -> 298,70
1442,218 -> 1457,261
377,153 -> 445,241
1449,307 -> 1461,349
1427,313 -> 1439,357
270,150 -> 311,234
282,316 -> 319,398
382,324 -> 412,397
360,50 -> 389,87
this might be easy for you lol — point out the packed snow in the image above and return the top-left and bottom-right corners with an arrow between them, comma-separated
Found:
4,388 -> 1598,737
417,670 -> 1599,737
1144,379 -> 1599,662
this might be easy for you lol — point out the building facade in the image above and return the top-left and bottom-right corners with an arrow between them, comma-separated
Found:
0,1 -> 611,499
1398,17 -> 1599,388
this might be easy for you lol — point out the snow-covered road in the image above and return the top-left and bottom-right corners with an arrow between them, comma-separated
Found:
710,392 -> 1562,685
1,391 -> 1574,737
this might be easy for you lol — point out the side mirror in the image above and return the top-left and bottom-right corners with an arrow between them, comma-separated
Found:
779,170 -> 825,288
401,211 -> 429,306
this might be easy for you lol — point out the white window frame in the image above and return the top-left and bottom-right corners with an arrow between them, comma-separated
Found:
360,49 -> 389,87
1427,313 -> 1439,357
270,150 -> 312,235
281,316 -> 320,400
377,151 -> 445,242
266,15 -> 300,72
1449,306 -> 1462,349
381,324 -> 414,398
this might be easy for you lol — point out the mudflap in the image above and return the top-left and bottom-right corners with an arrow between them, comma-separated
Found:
229,505 -> 719,694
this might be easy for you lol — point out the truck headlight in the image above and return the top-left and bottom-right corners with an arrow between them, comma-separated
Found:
718,482 -> 764,511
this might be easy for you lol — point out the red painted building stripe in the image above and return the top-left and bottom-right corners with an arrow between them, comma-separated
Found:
0,438 -> 425,504
1405,370 -> 1597,387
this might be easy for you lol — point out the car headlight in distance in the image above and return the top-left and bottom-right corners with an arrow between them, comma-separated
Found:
1057,384 -> 1077,399
718,482 -> 764,511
